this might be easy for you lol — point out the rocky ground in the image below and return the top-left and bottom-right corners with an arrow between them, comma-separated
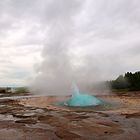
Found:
0,93 -> 140,140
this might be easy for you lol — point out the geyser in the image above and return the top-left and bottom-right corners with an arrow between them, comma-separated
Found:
65,85 -> 103,107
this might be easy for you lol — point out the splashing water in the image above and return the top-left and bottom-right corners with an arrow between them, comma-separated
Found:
65,84 -> 103,107
72,84 -> 80,96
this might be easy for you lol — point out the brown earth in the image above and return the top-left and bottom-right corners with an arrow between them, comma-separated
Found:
0,92 -> 140,140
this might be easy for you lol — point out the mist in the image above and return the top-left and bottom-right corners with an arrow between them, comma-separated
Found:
31,0 -> 108,95
30,0 -> 140,95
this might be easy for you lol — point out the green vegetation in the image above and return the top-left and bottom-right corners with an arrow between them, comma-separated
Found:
107,71 -> 140,91
14,87 -> 29,94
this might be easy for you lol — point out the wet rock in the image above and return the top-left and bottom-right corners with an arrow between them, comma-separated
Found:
122,112 -> 140,118
96,121 -> 119,127
97,112 -> 109,117
0,99 -> 12,104
38,115 -> 61,127
113,120 -> 119,122
104,131 -> 108,134
34,109 -> 45,113
63,113 -> 89,121
38,115 -> 53,121
13,112 -> 37,118
15,119 -> 37,124
55,129 -> 81,139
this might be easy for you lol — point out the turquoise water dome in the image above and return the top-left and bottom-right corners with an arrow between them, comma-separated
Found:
65,85 -> 103,107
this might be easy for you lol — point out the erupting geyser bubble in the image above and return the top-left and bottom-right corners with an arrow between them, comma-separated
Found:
65,84 -> 103,107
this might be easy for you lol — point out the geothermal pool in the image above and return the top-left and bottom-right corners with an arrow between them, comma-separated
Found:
63,85 -> 103,107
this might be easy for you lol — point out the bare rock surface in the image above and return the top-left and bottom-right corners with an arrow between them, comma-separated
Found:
0,93 -> 139,139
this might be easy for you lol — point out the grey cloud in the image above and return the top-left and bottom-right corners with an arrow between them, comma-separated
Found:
126,43 -> 140,56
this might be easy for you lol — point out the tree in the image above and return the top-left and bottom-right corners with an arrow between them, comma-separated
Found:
108,71 -> 140,91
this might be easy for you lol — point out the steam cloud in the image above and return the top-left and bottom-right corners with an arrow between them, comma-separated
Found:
31,0 -> 140,95
32,0 -> 88,94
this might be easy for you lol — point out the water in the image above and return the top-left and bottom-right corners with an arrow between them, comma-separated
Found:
65,84 -> 103,107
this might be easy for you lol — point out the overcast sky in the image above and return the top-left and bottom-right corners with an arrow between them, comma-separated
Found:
0,0 -> 140,89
